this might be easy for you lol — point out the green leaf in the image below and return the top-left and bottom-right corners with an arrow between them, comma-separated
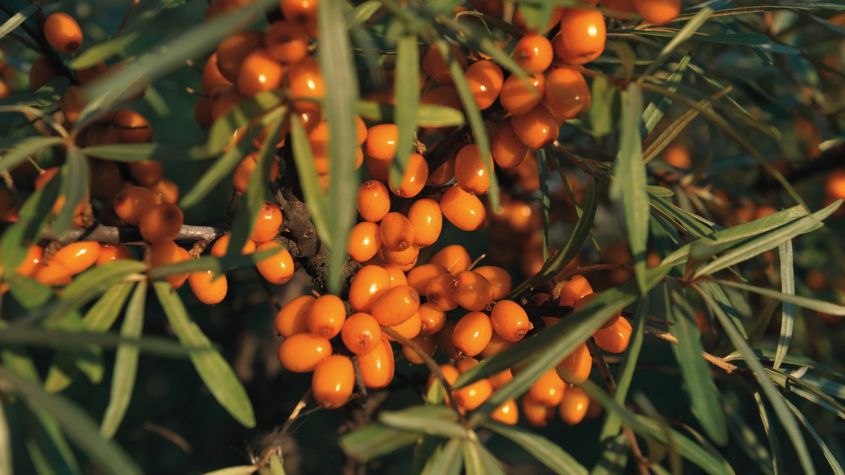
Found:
319,0 -> 360,294
7,275 -> 53,310
441,40 -> 500,211
724,399 -> 773,475
379,406 -> 465,439
390,32 -> 420,190
207,91 -> 286,153
484,422 -> 587,475
0,403 -> 11,475
784,399 -> 844,475
537,149 -> 551,260
101,282 -> 146,438
349,1 -> 382,27
0,77 -> 69,108
202,466 -> 258,475
355,101 -> 464,128
53,147 -> 90,234
0,136 -> 64,174
180,130 -> 255,209
148,247 -> 279,280
421,438 -> 463,475
588,75 -> 615,138
226,115 -> 284,261
462,439 -> 505,475
289,113 -> 331,245
71,31 -> 141,70
774,241 -> 795,370
340,423 -> 419,462
83,143 -> 214,162
0,4 -> 37,41
153,282 -> 255,427
610,84 -> 648,293
640,8 -> 713,79
664,284 -> 728,445
0,367 -> 142,475
698,287 -> 815,475
591,434 -> 630,475
0,328 -> 194,358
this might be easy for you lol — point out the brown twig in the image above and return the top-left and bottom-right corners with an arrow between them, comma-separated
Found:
645,328 -> 738,373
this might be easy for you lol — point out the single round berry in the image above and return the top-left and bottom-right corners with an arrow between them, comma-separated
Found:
544,67 -> 591,122
149,179 -> 180,205
44,13 -> 83,54
189,270 -> 228,305
522,394 -> 555,427
425,273 -> 459,311
256,241 -> 295,284
113,109 -> 152,143
385,310 -> 422,341
139,204 -> 184,243
348,265 -> 391,312
491,399 -> 519,425
52,241 -> 101,275
407,263 -> 448,295
455,144 -> 491,194
149,241 -> 190,288
265,20 -> 310,64
341,312 -> 382,354
556,342 -> 592,383
500,73 -> 546,116
474,266 -> 512,300
453,271 -> 494,312
129,160 -> 164,186
440,185 -> 486,231
216,31 -> 263,82
452,311 -> 493,357
633,0 -> 681,25
275,295 -> 314,336
203,52 -> 232,93
490,300 -> 533,342
428,155 -> 456,185
593,316 -> 632,353
418,303 -> 447,336
34,260 -> 72,286
357,338 -> 394,389
356,180 -> 391,222
559,387 -> 590,425
312,355 -> 355,408
512,34 -> 553,74
287,57 -> 324,112
211,232 -> 256,257
347,221 -> 381,263
528,369 -> 566,406
114,186 -> 161,226
365,124 -> 398,161
237,49 -> 285,96
407,199 -> 442,248
379,212 -> 415,251
553,8 -> 606,65
389,153 -> 429,198
511,105 -> 559,149
370,285 -> 420,326
559,274 -> 593,307
466,60 -> 504,110
251,202 -> 283,243
307,294 -> 347,338
278,333 -> 332,373
97,244 -> 132,266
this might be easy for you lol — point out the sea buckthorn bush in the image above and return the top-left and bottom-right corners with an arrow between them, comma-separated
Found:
0,1 -> 844,474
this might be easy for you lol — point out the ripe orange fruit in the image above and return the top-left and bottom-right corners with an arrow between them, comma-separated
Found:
633,0 -> 681,25
389,153 -> 429,198
370,285 -> 420,326
544,67 -> 591,122
139,204 -> 184,243
418,303 -> 447,336
237,49 -> 285,96
15,246 -> 43,278
426,364 -> 459,398
365,123 -> 398,161
455,144 -> 491,194
44,13 -> 83,54
379,212 -> 415,251
113,109 -> 152,143
348,265 -> 391,311
512,34 -> 554,74
452,311 -> 493,357
251,202 -> 283,243
189,270 -> 228,305
528,369 -> 566,406
233,152 -> 280,194
425,273 -> 459,311
466,60 -> 504,110
453,271 -> 494,312
593,316 -> 632,353
275,295 -> 314,336
307,294 -> 346,338
278,333 -> 332,373
427,155 -> 456,185
492,121 -> 529,169
602,0 -> 637,15
265,20 -> 309,64
129,161 -> 164,187
280,0 -> 318,28
511,105 -> 559,149
453,371 -> 493,410
203,52 -> 232,93
554,8 -> 606,64
489,368 -> 513,389
556,342 -> 592,383
59,86 -> 85,124
216,31 -> 263,82
357,338 -> 395,388
440,185 -> 486,231
347,222 -> 381,263
407,263 -> 448,295
407,199 -> 442,247
33,260 -> 72,286
662,143 -> 692,169
422,45 -> 464,85
474,266 -> 511,300
500,73 -> 546,116
825,170 -> 845,200
312,355 -> 355,408
149,241 -> 190,288
52,241 -> 101,275
149,179 -> 180,205
356,180 -> 391,222
430,245 -> 471,275
386,310 -> 422,341
402,335 -> 436,365
490,300 -> 533,342
211,232 -> 257,257
96,244 -> 132,265
341,312 -> 382,354
559,274 -> 593,307
559,387 -> 590,425
522,394 -> 555,427
491,399 -> 519,425
287,57 -> 324,112
29,56 -> 58,90
114,186 -> 161,226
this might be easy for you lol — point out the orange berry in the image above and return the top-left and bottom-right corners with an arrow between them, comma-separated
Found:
418,303 -> 447,336
356,180 -> 391,222
202,52 -> 232,93
188,270 -> 228,305
275,295 -> 314,336
602,0 -> 637,15
430,244 -> 471,274
265,21 -> 309,64
559,387 -> 590,425
281,0 -> 318,27
52,241 -> 100,275
593,316 -> 632,353
251,202 -> 283,243
288,57 -> 324,112
15,245 -> 43,277
422,46 -> 464,85
426,363 -> 459,395
511,105 -> 559,149
378,212 -> 414,251
407,263 -> 448,295
307,294 -> 347,338
233,152 -> 280,194
559,274 -> 593,307
278,333 -> 332,373
139,204 -> 184,243
633,0 -> 681,25
389,153 -> 429,198
149,241 -> 190,288
216,31 -> 263,82
427,155 -> 456,185
29,56 -> 58,90
370,285 -> 420,326
113,109 -> 152,143
384,264 -> 407,287
211,232 -> 257,257
59,86 -> 85,124
341,312 -> 382,354
402,336 -> 436,365
34,260 -> 72,286
347,222 -> 381,263
440,185 -> 486,231
500,73 -> 546,116
528,369 -> 566,406
512,34 -> 553,74
474,266 -> 511,300
425,273 -> 459,311
544,67 -> 591,122
44,13 -> 83,54
114,186 -> 161,226
348,265 -> 391,311
466,60 -> 504,110
825,170 -> 845,200
453,377 -> 493,411
453,271 -> 494,312
382,244 -> 419,270
312,355 -> 355,408
357,338 -> 394,389
490,300 -> 532,342
365,124 -> 398,161
149,179 -> 180,205
237,49 -> 285,96
452,311 -> 493,357
553,8 -> 606,65
407,199 -> 442,247
491,399 -> 519,425
662,144 -> 692,169
129,161 -> 164,187
489,368 -> 513,389
522,394 -> 555,427
557,343 -> 592,383
455,144 -> 491,194
386,310 -> 422,341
